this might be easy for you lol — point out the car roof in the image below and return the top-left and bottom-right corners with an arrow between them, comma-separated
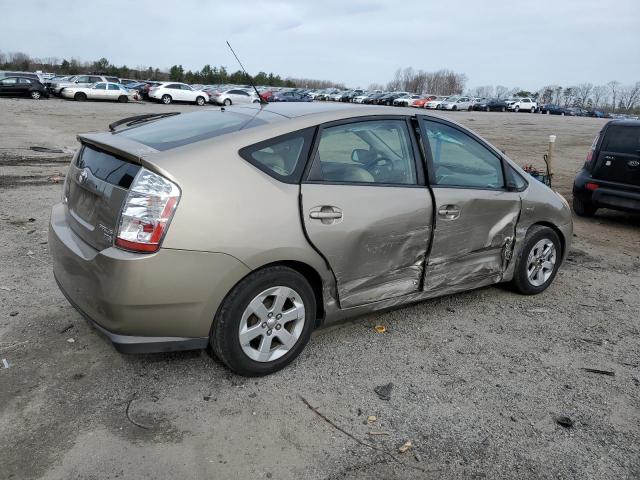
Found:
607,119 -> 640,127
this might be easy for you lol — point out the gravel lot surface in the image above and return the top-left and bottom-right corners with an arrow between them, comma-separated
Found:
1,98 -> 638,480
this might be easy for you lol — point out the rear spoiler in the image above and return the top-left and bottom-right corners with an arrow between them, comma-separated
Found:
77,132 -> 159,167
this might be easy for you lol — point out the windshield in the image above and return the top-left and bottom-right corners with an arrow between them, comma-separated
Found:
117,110 -> 269,151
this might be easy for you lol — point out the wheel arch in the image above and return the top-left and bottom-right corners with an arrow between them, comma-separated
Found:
528,221 -> 566,259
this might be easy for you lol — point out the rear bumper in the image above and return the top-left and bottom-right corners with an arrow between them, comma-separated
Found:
49,203 -> 251,352
573,169 -> 640,212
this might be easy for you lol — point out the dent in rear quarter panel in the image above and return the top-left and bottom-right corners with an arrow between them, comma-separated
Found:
150,131 -> 335,305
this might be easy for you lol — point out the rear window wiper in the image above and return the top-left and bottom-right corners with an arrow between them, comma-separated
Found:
108,112 -> 181,132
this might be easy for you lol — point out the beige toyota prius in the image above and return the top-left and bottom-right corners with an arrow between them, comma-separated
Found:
49,103 -> 572,376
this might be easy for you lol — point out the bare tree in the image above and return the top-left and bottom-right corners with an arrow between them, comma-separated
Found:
618,82 -> 640,111
494,85 -> 508,99
591,85 -> 608,109
607,80 -> 620,112
573,83 -> 593,107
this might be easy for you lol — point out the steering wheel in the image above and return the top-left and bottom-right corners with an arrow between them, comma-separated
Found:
363,155 -> 395,178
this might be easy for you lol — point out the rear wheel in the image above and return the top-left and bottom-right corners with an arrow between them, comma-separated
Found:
501,106 -> 506,112
30,90 -> 42,100
223,98 -> 232,106
515,105 -> 520,112
510,225 -> 561,295
486,106 -> 490,112
161,94 -> 172,105
118,95 -> 128,103
195,96 -> 205,106
74,92 -> 87,102
211,266 -> 316,376
573,196 -> 598,217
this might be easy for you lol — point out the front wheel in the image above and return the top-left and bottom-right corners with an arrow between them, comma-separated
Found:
195,96 -> 205,106
211,266 -> 316,376
501,106 -> 506,112
515,106 -> 520,112
510,225 -> 561,295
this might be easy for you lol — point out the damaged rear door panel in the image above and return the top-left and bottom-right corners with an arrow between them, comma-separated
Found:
419,118 -> 521,290
301,117 -> 433,308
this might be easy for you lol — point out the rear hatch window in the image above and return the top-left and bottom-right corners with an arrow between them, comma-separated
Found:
594,124 -> 640,185
65,145 -> 141,251
116,110 -> 269,151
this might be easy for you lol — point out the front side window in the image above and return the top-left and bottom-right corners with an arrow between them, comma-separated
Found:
311,119 -> 417,185
422,120 -> 504,189
18,78 -> 32,84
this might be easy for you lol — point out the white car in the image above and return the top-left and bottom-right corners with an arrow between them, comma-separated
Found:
51,74 -> 119,95
440,96 -> 473,111
208,88 -> 260,106
393,94 -> 422,107
60,82 -> 136,102
509,97 -> 538,112
148,82 -> 209,105
352,93 -> 371,104
424,96 -> 449,109
328,91 -> 344,101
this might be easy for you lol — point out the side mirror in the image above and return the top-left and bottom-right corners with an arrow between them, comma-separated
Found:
351,149 -> 373,164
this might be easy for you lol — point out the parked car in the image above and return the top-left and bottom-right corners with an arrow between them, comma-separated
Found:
60,82 -> 136,102
509,98 -> 537,112
49,103 -> 572,376
424,96 -> 449,109
587,110 -> 610,118
472,98 -> 508,112
0,71 -> 44,82
393,94 -> 422,107
378,92 -> 410,106
271,91 -> 312,102
568,107 -> 589,117
411,95 -> 437,108
148,82 -> 209,105
0,76 -> 49,99
572,119 -> 640,217
50,75 -> 114,95
440,96 -> 473,111
352,92 -> 371,104
363,92 -> 387,104
209,88 -> 260,106
539,104 -> 572,115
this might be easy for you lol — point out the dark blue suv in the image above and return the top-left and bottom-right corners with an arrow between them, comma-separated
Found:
573,120 -> 640,216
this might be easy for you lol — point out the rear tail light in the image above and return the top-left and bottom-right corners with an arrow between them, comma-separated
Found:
115,169 -> 180,253
585,182 -> 599,191
585,134 -> 600,169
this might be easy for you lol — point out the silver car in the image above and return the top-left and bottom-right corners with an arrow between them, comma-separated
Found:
49,103 -> 572,376
50,74 -> 119,95
60,82 -> 136,102
209,88 -> 260,106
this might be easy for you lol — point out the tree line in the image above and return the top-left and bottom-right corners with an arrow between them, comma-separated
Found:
0,51 -> 343,89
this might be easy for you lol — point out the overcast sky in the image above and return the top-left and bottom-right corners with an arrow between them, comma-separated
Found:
3,0 -> 639,89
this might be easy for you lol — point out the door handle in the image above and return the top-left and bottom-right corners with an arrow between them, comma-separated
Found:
310,211 -> 342,219
438,204 -> 461,220
309,206 -> 343,224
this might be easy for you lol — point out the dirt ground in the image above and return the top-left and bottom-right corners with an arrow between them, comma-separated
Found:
1,98 -> 638,480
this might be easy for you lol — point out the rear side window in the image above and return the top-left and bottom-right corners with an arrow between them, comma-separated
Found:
602,125 -> 640,155
239,128 -> 315,183
76,145 -> 140,188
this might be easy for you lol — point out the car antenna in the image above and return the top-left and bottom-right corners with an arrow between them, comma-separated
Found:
226,41 -> 267,105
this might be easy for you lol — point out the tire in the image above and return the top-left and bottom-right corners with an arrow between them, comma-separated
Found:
211,266 -> 316,376
486,106 -> 490,112
515,106 -> 520,112
530,107 -> 536,113
573,196 -> 598,217
161,94 -> 172,105
510,225 -> 561,295
118,95 -> 128,103
452,105 -> 457,111
561,112 -> 565,116
30,90 -> 42,100
501,106 -> 506,112
195,96 -> 205,106
74,92 -> 87,102
223,98 -> 232,106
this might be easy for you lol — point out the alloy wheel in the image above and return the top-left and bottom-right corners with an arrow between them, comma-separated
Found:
238,286 -> 305,362
526,239 -> 557,287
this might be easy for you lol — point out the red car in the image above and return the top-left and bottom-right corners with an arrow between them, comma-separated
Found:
411,95 -> 437,108
259,90 -> 275,102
